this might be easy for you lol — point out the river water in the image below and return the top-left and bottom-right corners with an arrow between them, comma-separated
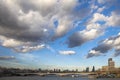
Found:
0,76 -> 120,80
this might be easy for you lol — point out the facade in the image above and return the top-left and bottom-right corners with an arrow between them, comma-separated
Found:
100,58 -> 120,76
108,58 -> 115,72
102,66 -> 108,72
101,58 -> 115,72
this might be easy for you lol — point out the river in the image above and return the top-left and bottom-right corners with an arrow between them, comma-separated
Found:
0,76 -> 120,80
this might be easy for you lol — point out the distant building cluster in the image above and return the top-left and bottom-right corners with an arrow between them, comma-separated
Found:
101,58 -> 120,73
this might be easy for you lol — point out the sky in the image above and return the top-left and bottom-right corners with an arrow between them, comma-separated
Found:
0,0 -> 120,71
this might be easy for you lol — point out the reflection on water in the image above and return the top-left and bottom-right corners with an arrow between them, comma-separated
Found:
0,76 -> 120,80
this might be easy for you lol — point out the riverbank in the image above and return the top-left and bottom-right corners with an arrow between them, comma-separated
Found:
0,76 -> 120,80
87,72 -> 120,79
1,72 -> 120,80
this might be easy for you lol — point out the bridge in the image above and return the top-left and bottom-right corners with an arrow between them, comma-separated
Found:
18,72 -> 97,78
33,72 -> 95,77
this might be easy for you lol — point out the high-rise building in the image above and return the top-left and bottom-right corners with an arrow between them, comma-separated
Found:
86,67 -> 89,72
92,66 -> 95,72
101,58 -> 120,74
101,58 -> 115,72
108,58 -> 115,72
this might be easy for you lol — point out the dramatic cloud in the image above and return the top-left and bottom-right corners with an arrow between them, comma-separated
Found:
0,35 -> 45,53
0,0 -> 120,54
14,44 -> 45,53
68,27 -> 104,48
0,56 -> 15,60
86,33 -> 120,58
0,0 -> 92,53
67,12 -> 107,48
68,8 -> 120,48
59,50 -> 76,55
88,12 -> 120,28
106,12 -> 120,27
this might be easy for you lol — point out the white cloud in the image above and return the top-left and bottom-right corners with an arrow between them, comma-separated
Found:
0,0 -> 82,53
0,0 -> 119,54
97,6 -> 105,13
89,50 -> 100,55
59,50 -> 76,55
68,9 -> 120,48
86,33 -> 120,58
0,0 -> 94,53
89,12 -> 120,27
53,18 -> 72,39
0,35 -> 45,53
82,29 -> 103,40
86,23 -> 101,30
106,12 -> 120,27
0,35 -> 23,47
91,13 -> 108,23
68,28 -> 104,48
118,32 -> 120,35
14,44 -> 45,53
2,39 -> 23,48
97,0 -> 105,4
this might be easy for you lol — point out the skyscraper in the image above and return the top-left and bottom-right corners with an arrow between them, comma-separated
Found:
108,58 -> 115,72
92,66 -> 95,72
101,58 -> 115,72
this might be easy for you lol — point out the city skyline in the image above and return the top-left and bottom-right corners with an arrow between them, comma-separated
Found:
0,0 -> 120,70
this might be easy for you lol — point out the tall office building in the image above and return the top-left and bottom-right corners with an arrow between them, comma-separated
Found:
101,58 -> 115,72
108,58 -> 115,72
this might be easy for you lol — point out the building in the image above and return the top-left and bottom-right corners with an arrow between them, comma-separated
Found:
101,58 -> 115,73
108,58 -> 115,72
100,58 -> 120,77
102,66 -> 108,72
86,67 -> 89,72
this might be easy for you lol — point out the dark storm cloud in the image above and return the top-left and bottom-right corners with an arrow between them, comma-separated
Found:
0,1 -> 30,41
68,32 -> 87,48
12,30 -> 49,42
0,0 -> 52,53
86,44 -> 112,58
67,28 -> 103,48
18,0 -> 56,17
92,44 -> 112,53
0,0 -> 92,44
0,1 -> 27,30
86,53 -> 96,58
0,56 -> 15,60
0,1 -> 50,42
18,0 -> 37,13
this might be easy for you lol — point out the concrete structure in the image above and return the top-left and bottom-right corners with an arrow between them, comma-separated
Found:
108,58 -> 115,72
97,58 -> 120,77
101,58 -> 115,73
102,66 -> 108,72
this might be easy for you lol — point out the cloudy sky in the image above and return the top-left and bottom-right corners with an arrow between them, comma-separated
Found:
0,0 -> 120,70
